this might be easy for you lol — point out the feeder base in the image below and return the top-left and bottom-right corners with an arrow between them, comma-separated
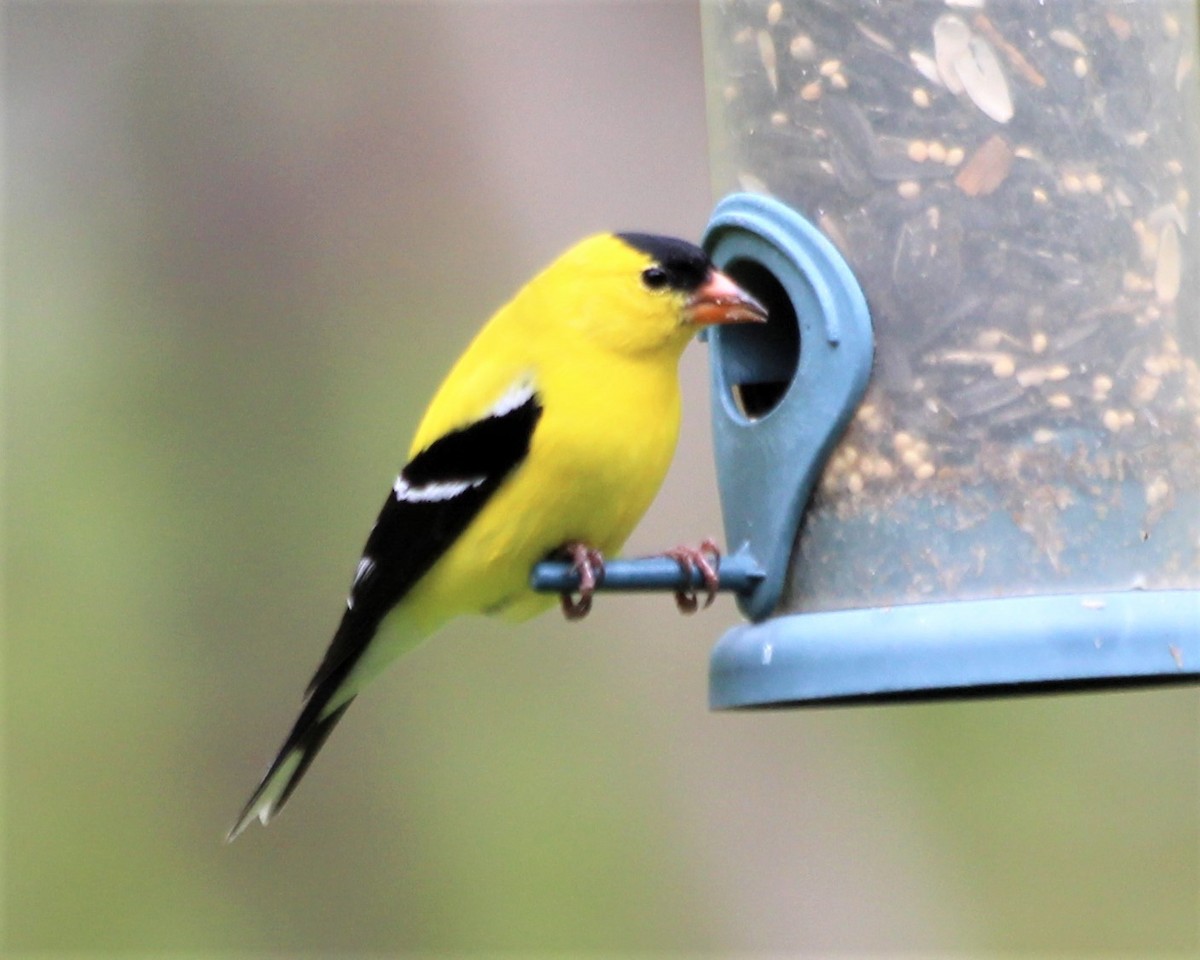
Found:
709,590 -> 1200,708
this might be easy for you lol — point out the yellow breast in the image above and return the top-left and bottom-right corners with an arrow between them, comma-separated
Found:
395,233 -> 697,627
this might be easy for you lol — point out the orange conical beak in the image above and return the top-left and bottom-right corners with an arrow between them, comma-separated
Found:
685,269 -> 769,326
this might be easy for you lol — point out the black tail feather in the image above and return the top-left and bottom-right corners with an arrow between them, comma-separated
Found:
227,693 -> 355,841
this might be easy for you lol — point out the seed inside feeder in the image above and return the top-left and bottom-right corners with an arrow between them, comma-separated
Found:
707,0 -> 1200,611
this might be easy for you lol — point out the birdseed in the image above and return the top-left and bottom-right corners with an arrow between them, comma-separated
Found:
706,0 -> 1200,612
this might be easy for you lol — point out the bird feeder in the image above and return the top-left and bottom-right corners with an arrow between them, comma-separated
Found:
700,1 -> 1200,705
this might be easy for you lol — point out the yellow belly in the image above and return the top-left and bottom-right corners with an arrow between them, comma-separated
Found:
408,357 -> 683,625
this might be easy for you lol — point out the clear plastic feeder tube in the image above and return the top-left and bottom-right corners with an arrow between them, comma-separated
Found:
703,1 -> 1200,613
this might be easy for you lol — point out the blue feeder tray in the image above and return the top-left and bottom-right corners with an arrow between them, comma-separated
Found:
709,591 -> 1200,707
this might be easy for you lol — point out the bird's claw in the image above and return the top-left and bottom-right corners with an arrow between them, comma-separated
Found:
558,542 -> 605,620
661,538 -> 721,614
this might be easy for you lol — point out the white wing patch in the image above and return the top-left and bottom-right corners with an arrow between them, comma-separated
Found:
392,475 -> 485,503
347,555 -> 376,607
353,556 -> 375,586
388,377 -> 534,508
488,378 -> 536,418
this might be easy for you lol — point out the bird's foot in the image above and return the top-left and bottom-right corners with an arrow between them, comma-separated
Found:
659,538 -> 721,614
556,541 -> 606,620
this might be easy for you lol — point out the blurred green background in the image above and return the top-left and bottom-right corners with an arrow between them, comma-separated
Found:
5,1 -> 1197,955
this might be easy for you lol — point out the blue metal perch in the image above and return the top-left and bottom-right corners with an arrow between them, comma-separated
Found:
531,548 -> 764,597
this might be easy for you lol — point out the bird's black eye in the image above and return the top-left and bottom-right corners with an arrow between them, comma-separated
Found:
641,266 -> 669,290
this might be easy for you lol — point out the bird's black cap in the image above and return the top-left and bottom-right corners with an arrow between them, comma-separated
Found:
617,233 -> 711,293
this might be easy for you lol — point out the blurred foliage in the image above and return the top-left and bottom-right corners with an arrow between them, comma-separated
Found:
5,2 -> 1198,956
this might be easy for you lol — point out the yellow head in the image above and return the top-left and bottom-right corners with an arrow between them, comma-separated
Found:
516,233 -> 767,360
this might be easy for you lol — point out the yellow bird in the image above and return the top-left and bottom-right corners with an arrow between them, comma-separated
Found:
228,232 -> 766,839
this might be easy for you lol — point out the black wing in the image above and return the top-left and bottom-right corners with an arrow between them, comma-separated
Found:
228,385 -> 544,837
307,384 -> 543,696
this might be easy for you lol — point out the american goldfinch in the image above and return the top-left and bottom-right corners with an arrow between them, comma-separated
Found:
228,232 -> 767,839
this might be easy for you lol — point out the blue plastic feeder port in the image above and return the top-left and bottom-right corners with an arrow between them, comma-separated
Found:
700,193 -> 1200,708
